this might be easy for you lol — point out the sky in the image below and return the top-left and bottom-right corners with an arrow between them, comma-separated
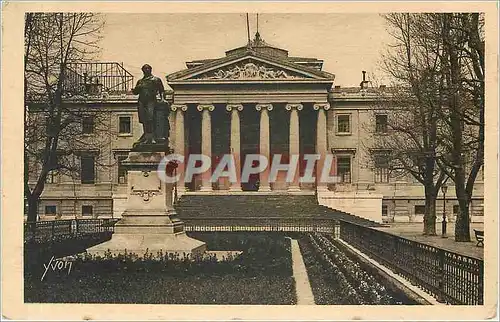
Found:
99,13 -> 392,89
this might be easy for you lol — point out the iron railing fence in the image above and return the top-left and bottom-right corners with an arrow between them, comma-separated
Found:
24,217 -> 340,242
182,217 -> 340,236
339,220 -> 484,305
24,219 -> 118,244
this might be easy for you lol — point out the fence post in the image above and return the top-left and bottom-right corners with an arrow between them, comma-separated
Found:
51,220 -> 55,242
436,248 -> 446,303
392,235 -> 398,272
479,261 -> 484,305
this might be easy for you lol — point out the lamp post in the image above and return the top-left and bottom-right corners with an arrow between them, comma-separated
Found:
441,184 -> 448,238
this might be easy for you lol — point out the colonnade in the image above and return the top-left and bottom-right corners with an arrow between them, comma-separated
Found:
170,102 -> 330,192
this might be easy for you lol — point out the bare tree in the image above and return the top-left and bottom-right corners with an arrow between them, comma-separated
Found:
436,13 -> 484,241
367,13 -> 448,235
24,13 -> 109,222
378,13 -> 484,240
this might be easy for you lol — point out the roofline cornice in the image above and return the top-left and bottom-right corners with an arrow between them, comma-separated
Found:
168,79 -> 334,86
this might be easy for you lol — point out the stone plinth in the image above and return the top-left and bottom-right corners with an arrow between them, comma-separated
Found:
87,150 -> 206,257
317,189 -> 384,223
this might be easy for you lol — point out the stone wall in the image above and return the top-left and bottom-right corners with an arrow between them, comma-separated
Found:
317,190 -> 383,223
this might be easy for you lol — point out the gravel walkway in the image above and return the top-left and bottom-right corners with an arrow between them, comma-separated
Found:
290,239 -> 315,305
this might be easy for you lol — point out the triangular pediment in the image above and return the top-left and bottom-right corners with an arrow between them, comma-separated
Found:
193,58 -> 309,80
167,51 -> 335,82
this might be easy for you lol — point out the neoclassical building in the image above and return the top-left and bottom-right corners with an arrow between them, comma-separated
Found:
29,34 -> 484,223
166,34 -> 334,194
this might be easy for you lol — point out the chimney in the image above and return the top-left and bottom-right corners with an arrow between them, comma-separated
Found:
360,70 -> 369,89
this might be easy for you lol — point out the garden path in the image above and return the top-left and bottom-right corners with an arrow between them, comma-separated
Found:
290,238 -> 315,305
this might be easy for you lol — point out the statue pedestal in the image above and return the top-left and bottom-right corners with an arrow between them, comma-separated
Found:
87,150 -> 206,257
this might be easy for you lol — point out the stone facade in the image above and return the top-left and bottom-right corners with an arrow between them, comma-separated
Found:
27,37 -> 484,224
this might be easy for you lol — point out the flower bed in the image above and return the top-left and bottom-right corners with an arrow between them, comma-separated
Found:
25,233 -> 296,304
298,233 -> 407,304
296,233 -> 346,304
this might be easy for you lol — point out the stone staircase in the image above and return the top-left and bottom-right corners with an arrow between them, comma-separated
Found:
174,194 -> 382,227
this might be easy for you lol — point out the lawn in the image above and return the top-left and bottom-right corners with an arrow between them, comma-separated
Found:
24,232 -> 296,305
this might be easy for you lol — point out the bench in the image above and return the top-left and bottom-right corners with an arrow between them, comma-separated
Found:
474,229 -> 484,247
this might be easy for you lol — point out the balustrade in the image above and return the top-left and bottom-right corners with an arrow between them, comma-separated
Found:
339,220 -> 484,305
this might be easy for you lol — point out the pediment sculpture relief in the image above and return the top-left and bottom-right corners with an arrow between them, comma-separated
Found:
197,62 -> 304,80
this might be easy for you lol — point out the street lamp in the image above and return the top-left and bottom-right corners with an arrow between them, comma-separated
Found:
441,184 -> 448,238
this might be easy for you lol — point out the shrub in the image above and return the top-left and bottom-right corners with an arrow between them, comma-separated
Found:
25,232 -> 296,304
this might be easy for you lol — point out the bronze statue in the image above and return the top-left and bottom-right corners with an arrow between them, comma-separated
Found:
132,64 -> 166,145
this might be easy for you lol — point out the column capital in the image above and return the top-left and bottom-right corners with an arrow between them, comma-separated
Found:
171,104 -> 188,112
255,103 -> 273,112
197,104 -> 215,112
285,103 -> 303,111
226,104 -> 244,112
313,103 -> 331,111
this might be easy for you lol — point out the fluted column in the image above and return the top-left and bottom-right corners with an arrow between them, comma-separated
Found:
197,104 -> 215,191
286,103 -> 303,192
227,104 -> 243,191
171,104 -> 188,194
256,104 -> 273,191
314,103 -> 330,191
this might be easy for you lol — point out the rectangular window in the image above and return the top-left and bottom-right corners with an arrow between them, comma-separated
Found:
382,205 -> 388,216
82,205 -> 93,216
45,205 -> 57,215
118,155 -> 128,184
415,205 -> 426,215
337,114 -> 351,134
374,151 -> 390,183
45,170 -> 57,184
82,116 -> 94,134
119,116 -> 131,134
375,114 -> 388,133
336,156 -> 351,183
453,205 -> 460,215
81,155 -> 95,184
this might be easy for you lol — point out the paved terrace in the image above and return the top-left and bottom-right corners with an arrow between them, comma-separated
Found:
375,223 -> 484,259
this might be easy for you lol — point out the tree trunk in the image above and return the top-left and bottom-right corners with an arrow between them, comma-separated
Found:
455,188 -> 471,242
442,14 -> 471,242
27,195 -> 39,223
27,176 -> 46,223
423,189 -> 437,235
